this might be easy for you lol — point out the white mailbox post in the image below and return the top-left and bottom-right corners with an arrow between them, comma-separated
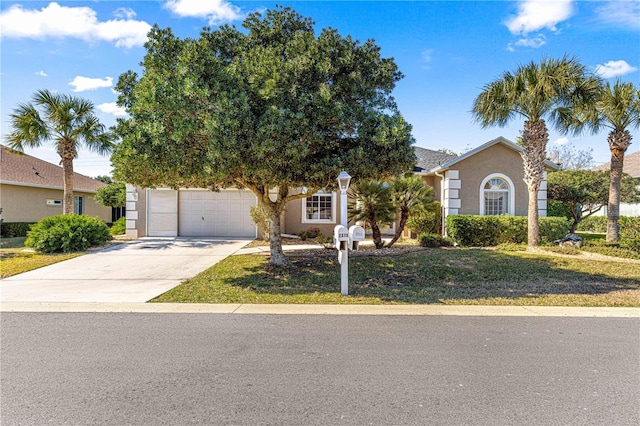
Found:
336,171 -> 352,296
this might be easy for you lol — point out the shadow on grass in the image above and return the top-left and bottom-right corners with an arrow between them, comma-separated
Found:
157,248 -> 640,305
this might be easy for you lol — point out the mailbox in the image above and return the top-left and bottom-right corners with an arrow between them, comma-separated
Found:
334,225 -> 349,250
348,225 -> 366,251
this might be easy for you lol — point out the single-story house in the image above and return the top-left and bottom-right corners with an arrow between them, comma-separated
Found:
0,145 -> 111,224
124,136 -> 560,239
592,150 -> 640,217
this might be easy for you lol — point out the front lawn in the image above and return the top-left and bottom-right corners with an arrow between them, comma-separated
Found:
1,237 -> 81,278
152,247 -> 640,307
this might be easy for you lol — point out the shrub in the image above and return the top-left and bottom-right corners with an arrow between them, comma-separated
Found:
25,215 -> 111,253
619,216 -> 640,243
577,216 -> 607,233
418,232 -> 454,248
446,215 -> 569,246
0,222 -> 35,238
249,204 -> 270,241
407,202 -> 441,235
110,217 -> 126,235
298,227 -> 322,240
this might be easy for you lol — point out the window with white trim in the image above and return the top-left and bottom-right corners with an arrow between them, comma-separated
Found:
302,190 -> 335,223
74,195 -> 84,215
480,174 -> 514,216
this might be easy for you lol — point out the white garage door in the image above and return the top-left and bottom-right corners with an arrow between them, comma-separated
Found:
147,189 -> 178,237
178,190 -> 257,238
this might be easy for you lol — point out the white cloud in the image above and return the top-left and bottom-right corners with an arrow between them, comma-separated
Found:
509,34 -> 547,51
97,102 -> 127,117
595,60 -> 638,78
0,2 -> 151,48
554,137 -> 569,145
35,70 -> 48,77
420,48 -> 434,69
505,0 -> 574,35
114,7 -> 137,20
69,76 -> 113,92
164,0 -> 243,24
595,0 -> 640,30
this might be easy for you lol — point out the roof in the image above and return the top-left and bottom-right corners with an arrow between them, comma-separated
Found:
413,147 -> 457,173
0,145 -> 107,192
592,151 -> 640,177
422,136 -> 561,174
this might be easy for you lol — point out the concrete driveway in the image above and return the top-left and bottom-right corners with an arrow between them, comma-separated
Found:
1,238 -> 251,303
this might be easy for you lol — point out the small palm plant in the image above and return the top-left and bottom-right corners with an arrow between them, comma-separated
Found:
348,181 -> 395,249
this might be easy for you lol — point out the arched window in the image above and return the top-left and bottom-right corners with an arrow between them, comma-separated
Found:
480,174 -> 514,215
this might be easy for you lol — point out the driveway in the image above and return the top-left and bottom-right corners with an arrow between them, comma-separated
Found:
0,238 -> 251,303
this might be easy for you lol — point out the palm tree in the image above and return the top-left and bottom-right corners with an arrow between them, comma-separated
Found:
472,56 -> 601,246
7,90 -> 114,215
387,175 -> 436,248
563,80 -> 639,242
348,181 -> 395,249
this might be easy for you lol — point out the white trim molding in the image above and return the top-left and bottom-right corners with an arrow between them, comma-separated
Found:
301,190 -> 337,224
443,169 -> 461,217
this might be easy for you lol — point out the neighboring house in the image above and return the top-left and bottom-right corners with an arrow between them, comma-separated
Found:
592,150 -> 640,217
124,136 -> 559,239
0,146 -> 111,223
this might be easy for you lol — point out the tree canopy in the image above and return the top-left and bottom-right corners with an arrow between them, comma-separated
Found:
112,7 -> 416,264
547,170 -> 639,232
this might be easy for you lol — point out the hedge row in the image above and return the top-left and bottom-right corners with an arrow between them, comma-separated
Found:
0,222 -> 35,238
577,216 -> 640,241
445,215 -> 569,247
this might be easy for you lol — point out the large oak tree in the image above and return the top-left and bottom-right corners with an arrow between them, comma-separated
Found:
112,7 -> 415,265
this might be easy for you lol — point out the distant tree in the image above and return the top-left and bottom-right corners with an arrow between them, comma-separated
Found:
7,90 -> 114,214
94,182 -> 126,208
562,79 -> 640,242
546,143 -> 594,170
348,181 -> 395,249
437,148 -> 459,156
112,7 -> 415,266
547,170 -> 638,233
94,175 -> 113,184
472,56 -> 601,246
387,176 -> 436,248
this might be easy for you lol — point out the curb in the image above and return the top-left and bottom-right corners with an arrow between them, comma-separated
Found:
1,302 -> 638,317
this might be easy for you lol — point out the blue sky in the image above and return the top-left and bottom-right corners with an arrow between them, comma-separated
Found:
1,0 -> 638,177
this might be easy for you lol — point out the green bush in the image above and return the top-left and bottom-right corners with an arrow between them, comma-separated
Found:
577,216 -> 607,232
446,215 -> 569,246
0,222 -> 35,238
619,216 -> 640,243
418,232 -> 453,248
110,217 -> 126,236
298,227 -> 322,240
25,215 -> 111,253
249,204 -> 271,241
407,202 -> 441,235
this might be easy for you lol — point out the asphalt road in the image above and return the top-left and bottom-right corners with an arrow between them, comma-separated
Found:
1,313 -> 638,425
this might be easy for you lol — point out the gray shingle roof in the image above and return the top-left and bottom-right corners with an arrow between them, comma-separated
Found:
592,150 -> 640,177
1,145 -> 107,192
414,147 -> 457,172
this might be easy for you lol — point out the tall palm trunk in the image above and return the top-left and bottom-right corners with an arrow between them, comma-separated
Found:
59,139 -> 77,215
521,120 -> 549,247
606,129 -> 631,242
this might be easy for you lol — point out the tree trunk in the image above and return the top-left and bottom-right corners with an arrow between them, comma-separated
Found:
267,201 -> 289,267
369,211 -> 384,249
521,119 -> 548,247
386,207 -> 408,248
59,140 -> 77,215
606,129 -> 631,243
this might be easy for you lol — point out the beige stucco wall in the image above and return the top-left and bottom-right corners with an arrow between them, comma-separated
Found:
449,144 -> 529,216
283,190 -> 348,237
0,184 -> 111,223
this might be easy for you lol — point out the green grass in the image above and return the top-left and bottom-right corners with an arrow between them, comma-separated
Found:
1,246 -> 81,277
152,248 -> 640,307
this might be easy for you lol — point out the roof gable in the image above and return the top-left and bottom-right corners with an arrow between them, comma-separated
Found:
0,146 -> 107,192
422,136 -> 560,174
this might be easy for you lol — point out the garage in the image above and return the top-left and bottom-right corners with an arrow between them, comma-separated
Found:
147,189 -> 257,238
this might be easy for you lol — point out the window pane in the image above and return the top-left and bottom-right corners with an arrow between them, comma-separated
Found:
305,193 -> 333,221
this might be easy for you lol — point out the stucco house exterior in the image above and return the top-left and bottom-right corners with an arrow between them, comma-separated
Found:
592,150 -> 640,217
0,146 -> 111,224
124,136 -> 560,239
